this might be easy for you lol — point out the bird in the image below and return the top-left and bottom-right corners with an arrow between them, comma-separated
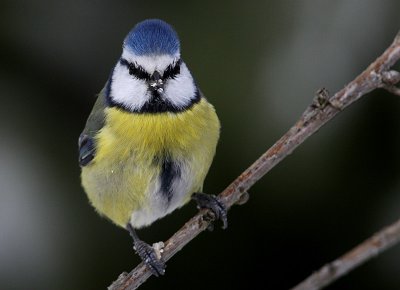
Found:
78,19 -> 227,276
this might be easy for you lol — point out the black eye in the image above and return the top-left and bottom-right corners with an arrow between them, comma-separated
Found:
128,63 -> 151,80
163,59 -> 182,80
120,58 -> 150,80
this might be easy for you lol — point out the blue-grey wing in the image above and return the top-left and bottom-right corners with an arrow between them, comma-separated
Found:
78,134 -> 96,166
78,83 -> 108,167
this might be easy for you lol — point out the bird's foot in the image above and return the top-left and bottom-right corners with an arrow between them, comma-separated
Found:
192,192 -> 228,230
133,240 -> 166,277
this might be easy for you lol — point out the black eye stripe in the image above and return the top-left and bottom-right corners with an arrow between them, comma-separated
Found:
120,58 -> 151,80
120,58 -> 182,81
163,59 -> 182,80
129,64 -> 151,80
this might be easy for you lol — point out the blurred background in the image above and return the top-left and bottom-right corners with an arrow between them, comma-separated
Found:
1,1 -> 400,289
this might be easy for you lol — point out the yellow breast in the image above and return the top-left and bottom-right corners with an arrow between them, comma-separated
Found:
97,99 -> 218,160
81,98 -> 220,227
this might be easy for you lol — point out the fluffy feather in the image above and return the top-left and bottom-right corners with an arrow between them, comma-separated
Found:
81,98 -> 220,227
80,19 -> 220,230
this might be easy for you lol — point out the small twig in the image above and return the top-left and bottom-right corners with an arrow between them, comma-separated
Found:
383,85 -> 400,96
380,70 -> 400,95
381,70 -> 400,85
290,218 -> 400,290
109,30 -> 400,290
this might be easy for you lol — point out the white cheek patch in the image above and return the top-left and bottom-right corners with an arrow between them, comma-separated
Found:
110,63 -> 150,110
111,54 -> 197,111
164,63 -> 196,108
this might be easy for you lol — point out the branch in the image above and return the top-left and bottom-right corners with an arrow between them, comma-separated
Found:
109,31 -> 400,290
290,218 -> 400,290
381,70 -> 400,95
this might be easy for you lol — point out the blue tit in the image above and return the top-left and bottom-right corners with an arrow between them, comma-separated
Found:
78,19 -> 227,276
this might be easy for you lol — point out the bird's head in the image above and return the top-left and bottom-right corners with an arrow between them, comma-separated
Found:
108,19 -> 198,113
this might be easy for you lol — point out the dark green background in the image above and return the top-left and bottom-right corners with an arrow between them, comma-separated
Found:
1,1 -> 400,289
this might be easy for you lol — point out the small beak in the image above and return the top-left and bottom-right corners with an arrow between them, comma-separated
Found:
149,71 -> 164,93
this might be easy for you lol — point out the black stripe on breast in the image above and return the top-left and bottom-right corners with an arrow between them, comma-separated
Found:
160,158 -> 181,202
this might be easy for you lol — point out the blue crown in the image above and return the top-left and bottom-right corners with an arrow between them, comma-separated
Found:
124,19 -> 180,56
